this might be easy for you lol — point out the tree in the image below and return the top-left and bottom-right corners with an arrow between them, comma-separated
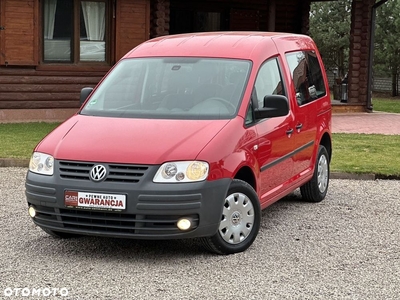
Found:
309,0 -> 352,79
374,0 -> 400,96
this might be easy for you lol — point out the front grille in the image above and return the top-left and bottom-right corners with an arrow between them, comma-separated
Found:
32,205 -> 199,236
59,161 -> 149,183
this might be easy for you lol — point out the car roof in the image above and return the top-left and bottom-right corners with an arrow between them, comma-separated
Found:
124,31 -> 314,60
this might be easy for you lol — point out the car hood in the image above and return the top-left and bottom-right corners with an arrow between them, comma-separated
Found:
36,115 -> 231,164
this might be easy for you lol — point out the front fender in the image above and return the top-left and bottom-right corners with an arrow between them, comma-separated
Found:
208,149 -> 260,191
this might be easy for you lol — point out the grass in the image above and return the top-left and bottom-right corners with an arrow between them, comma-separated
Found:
373,99 -> 400,113
0,123 -> 59,159
372,96 -> 400,113
331,133 -> 400,177
1,110 -> 400,177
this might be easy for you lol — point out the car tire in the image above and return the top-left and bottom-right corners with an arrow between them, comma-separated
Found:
300,145 -> 330,202
41,228 -> 80,239
200,179 -> 261,255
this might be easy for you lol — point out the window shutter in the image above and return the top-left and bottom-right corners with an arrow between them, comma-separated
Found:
115,0 -> 150,61
0,0 -> 38,66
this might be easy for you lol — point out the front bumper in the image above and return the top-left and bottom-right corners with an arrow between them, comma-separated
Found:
25,160 -> 231,239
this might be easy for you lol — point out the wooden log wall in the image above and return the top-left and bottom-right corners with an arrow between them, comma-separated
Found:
0,68 -> 106,109
151,0 -> 170,38
0,0 -> 319,115
116,0 -> 150,60
348,0 -> 375,105
169,0 -> 269,32
0,0 -> 150,112
0,0 -> 38,66
275,0 -> 309,34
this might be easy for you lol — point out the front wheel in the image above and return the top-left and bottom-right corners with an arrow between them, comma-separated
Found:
300,145 -> 330,202
200,179 -> 261,255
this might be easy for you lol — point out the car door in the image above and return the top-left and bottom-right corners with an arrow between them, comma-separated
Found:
285,51 -> 326,178
251,58 -> 297,205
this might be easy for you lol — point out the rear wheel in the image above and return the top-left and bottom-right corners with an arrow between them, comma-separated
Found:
201,179 -> 261,255
300,145 -> 330,202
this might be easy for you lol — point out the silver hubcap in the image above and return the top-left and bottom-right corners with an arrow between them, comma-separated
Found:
219,192 -> 255,244
317,154 -> 329,193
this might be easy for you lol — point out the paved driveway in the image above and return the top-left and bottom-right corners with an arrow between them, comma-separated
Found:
332,112 -> 400,135
1,168 -> 399,299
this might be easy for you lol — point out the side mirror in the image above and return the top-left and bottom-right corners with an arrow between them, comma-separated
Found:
254,95 -> 289,120
80,87 -> 94,105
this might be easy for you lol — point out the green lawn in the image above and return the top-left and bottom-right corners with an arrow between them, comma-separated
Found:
331,133 -> 400,177
0,122 -> 399,177
372,97 -> 400,113
0,123 -> 59,159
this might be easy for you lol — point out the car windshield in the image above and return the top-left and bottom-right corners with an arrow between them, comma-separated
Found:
80,57 -> 251,120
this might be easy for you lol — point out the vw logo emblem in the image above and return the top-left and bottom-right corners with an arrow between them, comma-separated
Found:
90,165 -> 107,182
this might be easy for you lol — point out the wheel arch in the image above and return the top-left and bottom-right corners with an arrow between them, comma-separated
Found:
319,132 -> 332,162
233,165 -> 257,192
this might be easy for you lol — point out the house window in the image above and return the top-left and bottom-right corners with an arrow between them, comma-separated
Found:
43,0 -> 108,63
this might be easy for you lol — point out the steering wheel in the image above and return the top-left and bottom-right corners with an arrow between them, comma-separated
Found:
206,97 -> 237,113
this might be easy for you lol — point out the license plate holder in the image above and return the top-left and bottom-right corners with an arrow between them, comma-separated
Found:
64,191 -> 126,211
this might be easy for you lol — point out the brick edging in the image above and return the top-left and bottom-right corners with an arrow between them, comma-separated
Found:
0,158 -> 29,168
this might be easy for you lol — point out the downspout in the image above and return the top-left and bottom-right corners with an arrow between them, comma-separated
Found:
367,0 -> 388,112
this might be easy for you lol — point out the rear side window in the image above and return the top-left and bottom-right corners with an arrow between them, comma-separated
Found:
285,51 -> 326,106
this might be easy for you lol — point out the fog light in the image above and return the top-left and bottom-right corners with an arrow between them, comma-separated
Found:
28,206 -> 36,218
177,218 -> 191,231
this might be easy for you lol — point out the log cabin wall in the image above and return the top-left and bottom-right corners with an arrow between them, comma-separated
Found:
147,0 -> 308,39
169,0 -> 270,33
0,68 -> 106,110
151,0 -> 170,38
0,0 -> 149,122
275,0 -> 310,34
116,0 -> 150,61
3,0 -> 364,122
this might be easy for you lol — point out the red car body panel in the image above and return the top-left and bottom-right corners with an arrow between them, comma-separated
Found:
27,32 -> 332,246
37,116 -> 232,165
39,32 -> 332,207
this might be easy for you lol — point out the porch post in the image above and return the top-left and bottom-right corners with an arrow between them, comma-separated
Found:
150,0 -> 170,38
268,0 -> 275,32
347,0 -> 375,108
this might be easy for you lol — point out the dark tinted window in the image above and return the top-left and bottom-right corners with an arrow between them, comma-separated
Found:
286,51 -> 326,106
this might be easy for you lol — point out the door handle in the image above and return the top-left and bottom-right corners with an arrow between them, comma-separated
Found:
296,123 -> 303,131
286,128 -> 294,136
0,26 -> 5,30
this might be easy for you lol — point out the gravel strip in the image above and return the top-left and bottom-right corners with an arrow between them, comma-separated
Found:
1,167 -> 399,299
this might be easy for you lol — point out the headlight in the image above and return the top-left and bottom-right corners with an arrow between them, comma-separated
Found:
154,161 -> 209,183
29,152 -> 54,175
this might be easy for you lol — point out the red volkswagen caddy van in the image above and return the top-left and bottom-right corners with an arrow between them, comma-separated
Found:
26,32 -> 332,254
